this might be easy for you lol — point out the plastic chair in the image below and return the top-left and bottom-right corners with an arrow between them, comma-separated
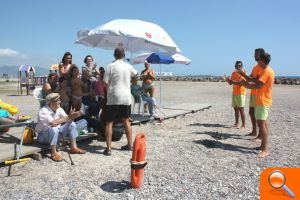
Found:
33,88 -> 46,107
132,95 -> 147,116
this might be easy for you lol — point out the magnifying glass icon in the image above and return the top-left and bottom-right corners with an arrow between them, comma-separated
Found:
268,170 -> 295,198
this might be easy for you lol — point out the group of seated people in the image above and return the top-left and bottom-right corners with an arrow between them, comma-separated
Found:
42,52 -> 158,118
0,50 -> 159,162
41,53 -> 106,116
34,52 -> 158,161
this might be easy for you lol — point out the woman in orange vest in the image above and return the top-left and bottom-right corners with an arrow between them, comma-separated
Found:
226,61 -> 247,129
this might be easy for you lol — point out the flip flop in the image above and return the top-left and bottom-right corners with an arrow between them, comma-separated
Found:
69,148 -> 86,154
51,153 -> 63,162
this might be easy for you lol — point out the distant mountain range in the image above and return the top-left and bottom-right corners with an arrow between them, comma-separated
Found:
0,65 -> 50,77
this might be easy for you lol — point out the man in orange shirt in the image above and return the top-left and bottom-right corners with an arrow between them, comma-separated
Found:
238,48 -> 265,138
239,52 -> 274,158
226,61 -> 247,129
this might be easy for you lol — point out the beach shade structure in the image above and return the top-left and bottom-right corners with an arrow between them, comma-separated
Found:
18,65 -> 36,95
75,19 -> 181,54
132,52 -> 191,105
18,65 -> 36,74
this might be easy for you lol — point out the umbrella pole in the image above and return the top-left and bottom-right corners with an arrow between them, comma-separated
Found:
130,45 -> 133,63
17,72 -> 19,95
160,64 -> 162,106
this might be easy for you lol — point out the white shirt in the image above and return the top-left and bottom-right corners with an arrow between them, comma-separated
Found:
35,105 -> 67,132
103,59 -> 137,105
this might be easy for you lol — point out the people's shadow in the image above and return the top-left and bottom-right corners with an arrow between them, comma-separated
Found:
194,139 -> 256,154
78,138 -> 106,154
100,180 -> 131,193
193,131 -> 244,140
188,123 -> 230,128
0,135 -> 19,144
5,94 -> 25,97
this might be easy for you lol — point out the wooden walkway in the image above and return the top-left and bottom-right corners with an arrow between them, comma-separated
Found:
131,103 -> 211,124
0,103 -> 211,163
0,131 -> 97,163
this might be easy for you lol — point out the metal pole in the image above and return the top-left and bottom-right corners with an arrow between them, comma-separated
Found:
17,71 -> 20,95
160,64 -> 162,106
16,127 -> 26,161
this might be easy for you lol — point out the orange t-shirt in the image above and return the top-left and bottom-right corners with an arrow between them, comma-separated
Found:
231,71 -> 246,95
256,66 -> 275,106
250,64 -> 262,95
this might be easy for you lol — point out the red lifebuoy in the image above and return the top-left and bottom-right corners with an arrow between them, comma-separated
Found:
131,133 -> 147,188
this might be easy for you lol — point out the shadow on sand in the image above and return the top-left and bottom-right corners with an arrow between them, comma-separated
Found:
100,180 -> 131,193
5,94 -> 31,97
188,123 -> 230,128
75,138 -> 106,154
193,131 -> 244,140
194,139 -> 256,154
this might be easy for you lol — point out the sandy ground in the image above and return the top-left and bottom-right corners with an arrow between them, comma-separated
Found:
0,81 -> 299,200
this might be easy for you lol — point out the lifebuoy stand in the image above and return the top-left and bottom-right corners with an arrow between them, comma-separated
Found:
131,133 -> 147,188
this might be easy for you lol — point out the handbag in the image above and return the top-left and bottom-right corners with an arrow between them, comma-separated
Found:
23,127 -> 34,144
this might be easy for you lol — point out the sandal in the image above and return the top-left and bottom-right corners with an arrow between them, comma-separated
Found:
121,145 -> 133,151
69,147 -> 86,154
51,153 -> 63,162
103,148 -> 111,156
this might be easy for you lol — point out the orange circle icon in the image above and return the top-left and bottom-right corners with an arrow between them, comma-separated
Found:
268,170 -> 286,188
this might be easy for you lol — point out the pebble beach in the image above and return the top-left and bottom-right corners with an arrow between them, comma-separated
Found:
0,81 -> 299,200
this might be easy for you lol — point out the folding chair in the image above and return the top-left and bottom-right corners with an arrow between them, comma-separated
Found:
132,95 -> 147,116
33,88 -> 46,108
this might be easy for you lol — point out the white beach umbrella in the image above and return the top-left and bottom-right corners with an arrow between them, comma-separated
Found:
131,52 -> 191,65
75,19 -> 181,54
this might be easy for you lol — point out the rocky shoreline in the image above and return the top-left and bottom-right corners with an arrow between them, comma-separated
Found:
158,76 -> 300,85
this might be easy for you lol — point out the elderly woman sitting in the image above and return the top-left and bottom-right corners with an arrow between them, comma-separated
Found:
35,93 -> 86,162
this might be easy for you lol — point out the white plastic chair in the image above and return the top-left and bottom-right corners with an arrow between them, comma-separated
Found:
132,95 -> 147,116
33,88 -> 46,107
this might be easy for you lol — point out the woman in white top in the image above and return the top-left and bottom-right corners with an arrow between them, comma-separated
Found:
82,55 -> 99,82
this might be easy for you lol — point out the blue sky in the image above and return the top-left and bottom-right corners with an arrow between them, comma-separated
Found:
0,0 -> 299,76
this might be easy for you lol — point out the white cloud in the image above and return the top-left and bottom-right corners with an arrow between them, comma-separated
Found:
0,48 -> 20,57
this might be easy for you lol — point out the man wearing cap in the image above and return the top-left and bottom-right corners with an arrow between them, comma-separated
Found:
103,47 -> 138,156
35,93 -> 86,162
